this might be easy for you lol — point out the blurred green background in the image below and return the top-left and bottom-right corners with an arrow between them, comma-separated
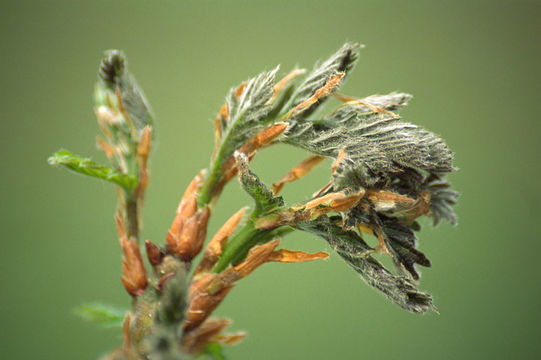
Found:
2,0 -> 540,359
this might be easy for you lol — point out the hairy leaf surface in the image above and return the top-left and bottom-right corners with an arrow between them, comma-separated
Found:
297,216 -> 436,313
214,67 -> 279,168
284,92 -> 454,190
98,50 -> 153,132
425,178 -> 459,226
286,43 -> 361,120
379,217 -> 431,280
235,152 -> 284,214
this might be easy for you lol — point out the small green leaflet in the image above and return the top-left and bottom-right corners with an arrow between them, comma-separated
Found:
48,150 -> 138,191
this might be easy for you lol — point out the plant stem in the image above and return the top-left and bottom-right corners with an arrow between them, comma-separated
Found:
126,194 -> 139,242
212,217 -> 294,273
212,220 -> 258,272
197,166 -> 221,208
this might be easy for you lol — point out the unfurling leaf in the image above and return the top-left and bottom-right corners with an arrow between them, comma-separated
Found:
379,217 -> 431,280
297,216 -> 437,313
50,42 -> 458,359
282,73 -> 345,121
48,150 -> 138,191
214,67 -> 279,168
283,92 -> 454,191
424,177 -> 459,226
74,303 -> 127,328
285,43 -> 361,120
234,151 -> 284,213
98,50 -> 153,132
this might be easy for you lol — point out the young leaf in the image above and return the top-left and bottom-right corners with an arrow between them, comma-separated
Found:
234,151 -> 284,214
48,150 -> 138,191
98,50 -> 153,131
74,303 -> 126,328
424,177 -> 459,226
214,67 -> 279,169
297,216 -> 437,313
379,217 -> 431,280
283,92 -> 454,191
286,43 -> 361,120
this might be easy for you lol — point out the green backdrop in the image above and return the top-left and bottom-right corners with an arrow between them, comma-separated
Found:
2,0 -> 540,359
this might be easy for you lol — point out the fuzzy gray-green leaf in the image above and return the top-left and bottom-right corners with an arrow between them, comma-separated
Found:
283,92 -> 454,190
98,50 -> 153,131
297,216 -> 437,313
425,178 -> 459,226
286,43 -> 361,120
215,67 -> 279,168
48,150 -> 138,191
234,151 -> 284,214
379,217 -> 431,280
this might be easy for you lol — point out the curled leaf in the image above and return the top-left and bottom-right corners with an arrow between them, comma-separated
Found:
282,72 -> 345,121
234,152 -> 284,213
425,177 -> 459,226
379,217 -> 431,280
287,43 -> 361,120
297,216 -> 437,313
213,67 -> 279,169
98,50 -> 153,132
284,93 -> 453,191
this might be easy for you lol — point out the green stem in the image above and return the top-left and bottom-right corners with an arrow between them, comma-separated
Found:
126,193 -> 139,243
212,216 -> 294,273
213,221 -> 258,272
197,112 -> 238,208
197,163 -> 221,208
